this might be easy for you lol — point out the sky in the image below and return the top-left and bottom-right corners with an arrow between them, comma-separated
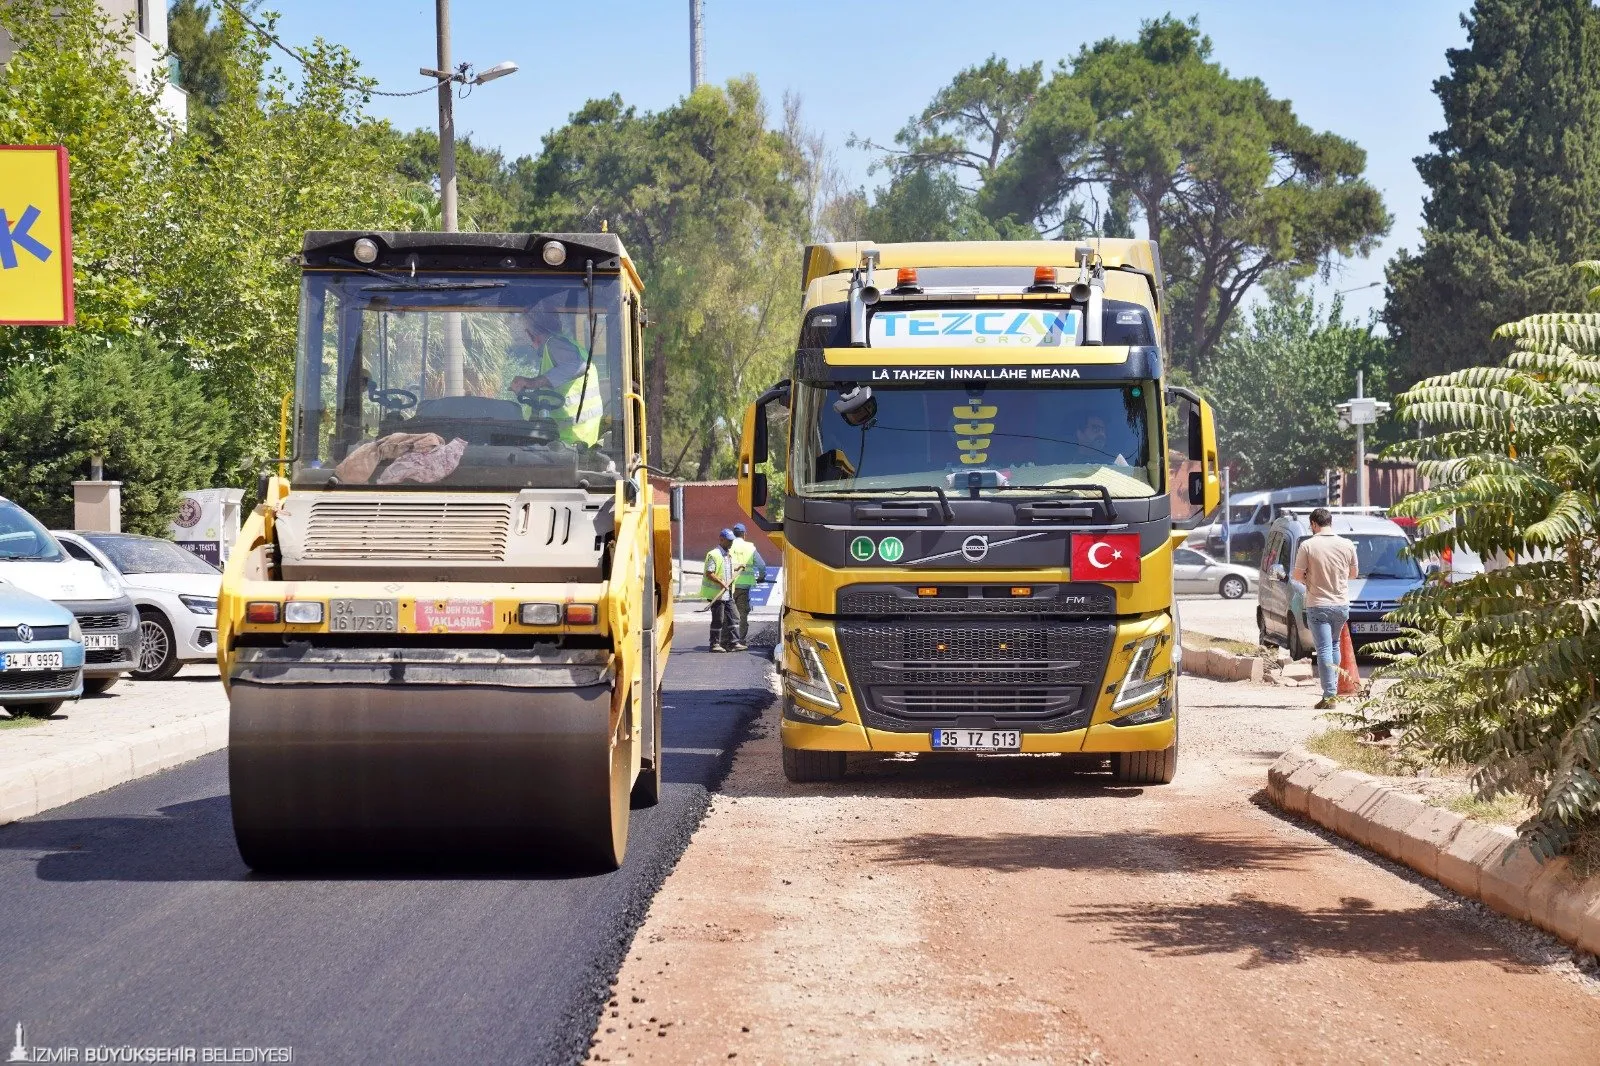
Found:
251,0 -> 1471,325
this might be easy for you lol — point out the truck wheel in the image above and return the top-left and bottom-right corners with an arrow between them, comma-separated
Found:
4,701 -> 63,719
82,676 -> 119,696
133,609 -> 182,680
630,685 -> 663,809
782,745 -> 847,783
1219,575 -> 1248,600
1113,745 -> 1177,784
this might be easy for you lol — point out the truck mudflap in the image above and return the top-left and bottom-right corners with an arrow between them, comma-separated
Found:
227,646 -> 628,872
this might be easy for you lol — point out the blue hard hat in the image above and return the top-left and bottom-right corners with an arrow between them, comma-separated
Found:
732,522 -> 747,535
719,528 -> 735,540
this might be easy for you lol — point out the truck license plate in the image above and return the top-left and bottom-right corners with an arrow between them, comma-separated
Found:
83,634 -> 118,650
1350,622 -> 1399,634
932,729 -> 1021,751
329,599 -> 399,633
3,651 -> 63,671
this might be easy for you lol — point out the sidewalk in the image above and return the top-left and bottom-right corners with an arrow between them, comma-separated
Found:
0,666 -> 227,825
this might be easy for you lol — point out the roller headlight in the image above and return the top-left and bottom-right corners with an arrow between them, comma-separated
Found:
1112,637 -> 1168,711
519,602 -> 561,625
284,601 -> 324,625
785,633 -> 840,710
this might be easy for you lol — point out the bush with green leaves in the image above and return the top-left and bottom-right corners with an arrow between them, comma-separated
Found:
1360,262 -> 1600,860
0,337 -> 227,535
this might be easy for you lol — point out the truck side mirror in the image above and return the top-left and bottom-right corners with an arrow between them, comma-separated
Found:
1188,471 -> 1205,506
751,471 -> 768,508
738,381 -> 790,543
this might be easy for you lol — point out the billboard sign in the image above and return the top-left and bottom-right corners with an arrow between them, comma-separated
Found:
0,145 -> 74,326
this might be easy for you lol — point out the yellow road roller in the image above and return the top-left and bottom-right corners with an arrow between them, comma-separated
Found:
219,231 -> 673,871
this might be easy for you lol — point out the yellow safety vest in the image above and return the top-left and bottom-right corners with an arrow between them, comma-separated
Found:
536,339 -> 603,448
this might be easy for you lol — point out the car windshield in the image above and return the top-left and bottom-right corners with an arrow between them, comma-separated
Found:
293,272 -> 632,491
791,383 -> 1161,498
0,501 -> 63,562
84,534 -> 219,576
1228,505 -> 1259,524
1347,534 -> 1422,580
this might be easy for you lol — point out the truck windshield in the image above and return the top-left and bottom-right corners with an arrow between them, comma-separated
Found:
292,272 -> 627,490
791,383 -> 1161,498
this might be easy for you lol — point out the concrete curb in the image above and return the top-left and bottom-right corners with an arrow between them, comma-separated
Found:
1267,746 -> 1600,957
1181,644 -> 1266,683
0,710 -> 227,827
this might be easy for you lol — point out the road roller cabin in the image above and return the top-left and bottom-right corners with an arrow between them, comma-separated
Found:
219,231 -> 673,872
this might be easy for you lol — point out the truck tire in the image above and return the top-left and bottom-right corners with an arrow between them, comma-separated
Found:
1113,745 -> 1177,784
782,745 -> 846,783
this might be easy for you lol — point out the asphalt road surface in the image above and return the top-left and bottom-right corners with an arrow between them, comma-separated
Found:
0,643 -> 771,1065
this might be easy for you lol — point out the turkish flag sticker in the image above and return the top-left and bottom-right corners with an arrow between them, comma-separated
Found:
1072,533 -> 1142,582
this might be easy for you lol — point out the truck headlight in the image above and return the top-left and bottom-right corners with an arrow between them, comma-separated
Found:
284,601 -> 324,625
1112,637 -> 1168,711
785,634 -> 840,710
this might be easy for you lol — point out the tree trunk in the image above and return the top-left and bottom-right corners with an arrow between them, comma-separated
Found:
693,433 -> 717,481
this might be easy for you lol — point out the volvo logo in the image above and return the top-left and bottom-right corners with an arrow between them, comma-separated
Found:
15,623 -> 32,643
961,535 -> 989,562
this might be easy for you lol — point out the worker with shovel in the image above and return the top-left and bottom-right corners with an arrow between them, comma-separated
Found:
701,528 -> 740,652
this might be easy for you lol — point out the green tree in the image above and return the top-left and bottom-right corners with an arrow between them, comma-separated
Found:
1202,285 -> 1390,490
1362,262 -> 1600,861
862,168 -> 1034,243
0,337 -> 228,534
167,0 -> 238,128
386,127 -> 527,231
1383,0 -> 1600,385
524,80 -> 807,478
985,16 -> 1390,369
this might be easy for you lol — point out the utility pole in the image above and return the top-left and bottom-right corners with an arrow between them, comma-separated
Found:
434,0 -> 463,394
689,0 -> 704,90
1354,370 -> 1365,508
1335,372 -> 1390,510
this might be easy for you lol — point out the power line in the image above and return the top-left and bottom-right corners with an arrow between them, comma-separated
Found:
214,0 -> 447,98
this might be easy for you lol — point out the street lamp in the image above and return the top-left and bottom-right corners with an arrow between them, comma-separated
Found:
1334,281 -> 1382,297
1335,371 -> 1392,508
422,0 -> 518,393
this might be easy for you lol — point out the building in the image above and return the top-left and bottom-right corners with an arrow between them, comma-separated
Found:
0,0 -> 188,124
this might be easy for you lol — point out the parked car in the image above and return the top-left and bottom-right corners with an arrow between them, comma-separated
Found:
0,579 -> 85,718
1203,485 -> 1329,564
0,497 -> 138,695
1172,546 -> 1257,599
54,531 -> 219,680
1256,509 -> 1423,659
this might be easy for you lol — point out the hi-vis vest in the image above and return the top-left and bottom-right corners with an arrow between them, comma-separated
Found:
537,339 -> 603,448
701,547 -> 734,601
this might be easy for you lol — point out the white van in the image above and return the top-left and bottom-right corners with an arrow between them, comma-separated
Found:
1201,485 -> 1328,563
0,497 -> 140,695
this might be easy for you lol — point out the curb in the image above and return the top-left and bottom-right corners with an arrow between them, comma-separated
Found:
0,710 -> 228,827
1181,644 -> 1265,683
1266,747 -> 1600,955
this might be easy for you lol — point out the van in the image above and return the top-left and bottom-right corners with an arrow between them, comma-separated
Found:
1202,485 -> 1328,564
1256,509 -> 1423,659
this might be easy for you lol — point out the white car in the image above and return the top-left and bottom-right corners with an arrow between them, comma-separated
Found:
1173,546 -> 1258,600
53,531 -> 219,680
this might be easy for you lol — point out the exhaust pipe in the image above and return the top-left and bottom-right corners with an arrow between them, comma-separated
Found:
848,250 -> 880,347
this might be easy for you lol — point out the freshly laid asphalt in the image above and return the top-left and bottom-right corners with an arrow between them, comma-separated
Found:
0,639 -> 772,1065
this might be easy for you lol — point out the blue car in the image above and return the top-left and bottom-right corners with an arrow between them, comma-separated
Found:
0,579 -> 85,718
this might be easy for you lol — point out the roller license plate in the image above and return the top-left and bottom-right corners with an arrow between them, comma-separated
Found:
83,634 -> 119,650
3,651 -> 62,671
1350,622 -> 1399,634
931,729 -> 1021,751
329,599 -> 399,633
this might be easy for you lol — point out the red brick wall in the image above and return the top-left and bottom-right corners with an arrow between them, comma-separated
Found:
649,478 -> 781,565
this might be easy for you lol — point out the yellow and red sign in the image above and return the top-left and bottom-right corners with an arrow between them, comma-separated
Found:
0,145 -> 74,326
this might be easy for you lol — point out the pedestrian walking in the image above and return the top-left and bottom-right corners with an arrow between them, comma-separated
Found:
701,528 -> 738,652
1291,507 -> 1360,709
728,522 -> 767,652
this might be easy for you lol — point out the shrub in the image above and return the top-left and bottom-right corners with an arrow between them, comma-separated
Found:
1360,262 -> 1600,860
0,336 -> 228,535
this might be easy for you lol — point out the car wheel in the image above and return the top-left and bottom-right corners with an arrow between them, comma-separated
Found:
133,610 -> 182,681
1257,608 -> 1276,649
1287,615 -> 1308,661
4,701 -> 63,719
82,676 -> 119,696
1219,575 -> 1248,600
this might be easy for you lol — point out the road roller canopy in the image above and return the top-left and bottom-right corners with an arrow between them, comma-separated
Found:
291,232 -> 642,492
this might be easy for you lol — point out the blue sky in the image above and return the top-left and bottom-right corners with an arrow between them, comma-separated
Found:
255,1 -> 1470,324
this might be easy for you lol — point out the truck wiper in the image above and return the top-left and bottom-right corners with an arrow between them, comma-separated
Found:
990,482 -> 1119,520
884,484 -> 955,522
361,280 -> 507,291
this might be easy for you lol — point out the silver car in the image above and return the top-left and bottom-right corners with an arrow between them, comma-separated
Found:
1173,546 -> 1257,599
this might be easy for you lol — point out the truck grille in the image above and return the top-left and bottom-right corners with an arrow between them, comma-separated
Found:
837,583 -> 1115,617
303,498 -> 512,561
836,620 -> 1113,732
0,670 -> 76,693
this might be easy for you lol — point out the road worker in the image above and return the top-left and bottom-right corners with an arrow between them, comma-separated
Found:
728,522 -> 768,651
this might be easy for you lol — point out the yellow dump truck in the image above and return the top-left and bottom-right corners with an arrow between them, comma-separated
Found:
739,240 -> 1218,783
219,231 -> 672,870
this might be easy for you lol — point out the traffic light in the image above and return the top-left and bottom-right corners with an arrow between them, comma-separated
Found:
1325,468 -> 1343,506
